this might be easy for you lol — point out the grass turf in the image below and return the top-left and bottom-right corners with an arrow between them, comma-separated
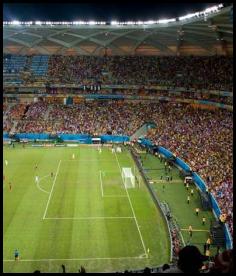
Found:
140,153 -> 222,256
3,144 -> 170,273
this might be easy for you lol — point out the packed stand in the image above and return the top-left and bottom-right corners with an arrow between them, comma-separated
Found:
3,55 -> 233,91
47,56 -> 233,91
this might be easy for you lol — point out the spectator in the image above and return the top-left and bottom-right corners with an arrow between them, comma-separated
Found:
163,245 -> 208,273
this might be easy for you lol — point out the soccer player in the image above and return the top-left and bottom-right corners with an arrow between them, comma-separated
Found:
51,172 -> 53,178
162,183 -> 165,192
195,208 -> 199,216
191,189 -> 194,196
188,225 -> 193,237
99,148 -> 102,154
9,182 -> 12,191
5,160 -> 8,166
187,195 -> 190,204
35,164 -> 38,170
202,217 -> 206,225
14,249 -> 19,260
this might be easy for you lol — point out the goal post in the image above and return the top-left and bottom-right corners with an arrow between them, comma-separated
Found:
122,168 -> 135,188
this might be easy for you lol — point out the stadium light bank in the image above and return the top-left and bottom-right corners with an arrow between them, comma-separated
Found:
3,4 -> 224,26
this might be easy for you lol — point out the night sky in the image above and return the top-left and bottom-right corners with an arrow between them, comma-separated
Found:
3,3 -> 221,22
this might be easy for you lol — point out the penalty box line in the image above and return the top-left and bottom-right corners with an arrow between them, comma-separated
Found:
3,255 -> 148,262
44,216 -> 134,220
114,151 -> 148,257
42,160 -> 61,219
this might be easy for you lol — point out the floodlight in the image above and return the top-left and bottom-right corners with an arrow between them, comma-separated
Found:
12,20 -> 20,25
159,18 -> 176,23
146,20 -> 155,24
111,21 -> 118,25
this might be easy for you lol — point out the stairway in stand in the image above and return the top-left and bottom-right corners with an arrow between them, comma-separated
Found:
130,121 -> 157,141
210,221 -> 225,248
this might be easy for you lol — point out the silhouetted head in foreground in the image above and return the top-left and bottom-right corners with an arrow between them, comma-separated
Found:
177,245 -> 208,273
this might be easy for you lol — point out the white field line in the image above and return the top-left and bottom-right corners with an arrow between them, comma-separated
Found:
99,170 -> 104,197
114,152 -> 147,257
3,256 -> 148,262
43,160 -> 61,219
44,216 -> 134,220
36,174 -> 50,194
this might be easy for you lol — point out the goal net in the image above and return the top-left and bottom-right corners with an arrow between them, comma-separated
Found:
122,168 -> 135,188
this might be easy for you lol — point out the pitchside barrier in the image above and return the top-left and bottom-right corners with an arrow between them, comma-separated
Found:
139,138 -> 233,250
3,133 -> 130,144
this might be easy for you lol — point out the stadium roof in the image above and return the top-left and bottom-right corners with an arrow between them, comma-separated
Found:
3,4 -> 233,56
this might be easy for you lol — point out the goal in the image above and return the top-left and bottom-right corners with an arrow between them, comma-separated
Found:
122,168 -> 135,188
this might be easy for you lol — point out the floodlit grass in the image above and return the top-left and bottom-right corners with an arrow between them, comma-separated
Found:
140,153 -> 221,256
3,144 -> 170,273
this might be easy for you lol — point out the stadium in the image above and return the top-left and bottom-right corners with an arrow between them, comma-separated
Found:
3,2 -> 233,273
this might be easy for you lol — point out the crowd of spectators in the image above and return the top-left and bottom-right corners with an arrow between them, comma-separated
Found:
47,56 -> 233,91
146,103 -> 233,236
24,102 -> 49,120
4,101 -> 233,237
3,55 -> 233,91
171,229 -> 181,258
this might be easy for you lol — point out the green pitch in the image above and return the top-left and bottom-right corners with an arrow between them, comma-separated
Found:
3,144 -> 170,273
140,153 -> 221,256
